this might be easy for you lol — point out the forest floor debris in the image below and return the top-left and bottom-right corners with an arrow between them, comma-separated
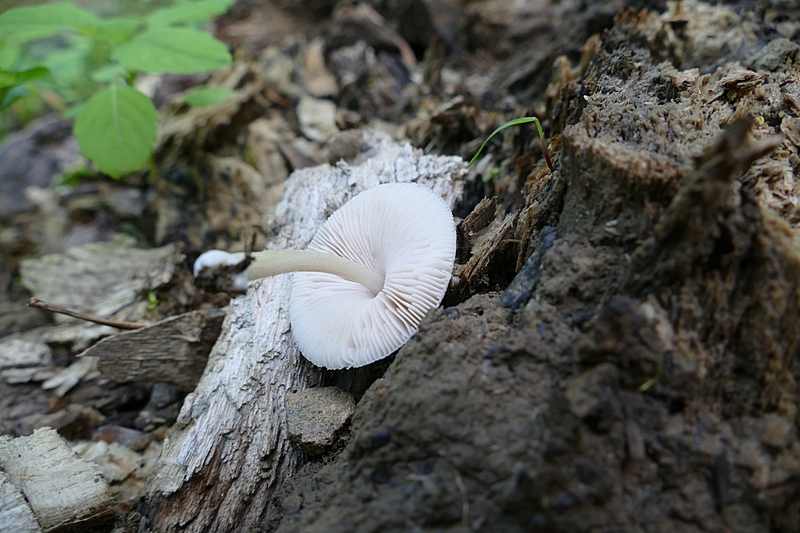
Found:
1,0 -> 799,531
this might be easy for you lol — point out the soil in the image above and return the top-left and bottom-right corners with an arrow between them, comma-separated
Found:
1,0 -> 800,532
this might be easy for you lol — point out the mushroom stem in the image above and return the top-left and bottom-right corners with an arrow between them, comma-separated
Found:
229,250 -> 385,295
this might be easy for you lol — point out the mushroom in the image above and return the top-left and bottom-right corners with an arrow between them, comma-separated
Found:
193,182 -> 456,369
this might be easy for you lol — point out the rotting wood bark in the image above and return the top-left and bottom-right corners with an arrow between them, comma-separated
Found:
20,238 -> 178,326
628,117 -> 783,289
89,310 -> 225,392
140,134 -> 465,533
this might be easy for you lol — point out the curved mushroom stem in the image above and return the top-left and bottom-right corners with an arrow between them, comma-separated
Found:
248,250 -> 384,295
206,250 -> 385,296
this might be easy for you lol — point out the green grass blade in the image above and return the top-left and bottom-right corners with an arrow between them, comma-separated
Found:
639,364 -> 663,392
468,117 -> 545,168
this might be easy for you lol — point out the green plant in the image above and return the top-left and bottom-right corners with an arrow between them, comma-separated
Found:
469,116 -> 554,173
639,364 -> 663,392
482,166 -> 501,183
56,165 -> 95,187
0,0 -> 236,178
0,67 -> 50,110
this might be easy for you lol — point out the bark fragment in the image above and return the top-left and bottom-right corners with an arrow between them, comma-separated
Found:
90,310 -> 224,392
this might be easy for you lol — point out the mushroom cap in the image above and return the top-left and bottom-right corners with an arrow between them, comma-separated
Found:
289,182 -> 456,369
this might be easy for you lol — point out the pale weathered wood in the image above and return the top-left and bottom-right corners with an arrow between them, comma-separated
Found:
0,427 -> 115,533
90,310 -> 225,392
142,134 -> 465,532
19,237 -> 182,355
20,237 -> 178,324
0,471 -> 42,533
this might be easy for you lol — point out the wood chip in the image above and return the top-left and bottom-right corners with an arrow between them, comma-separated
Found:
0,427 -> 115,533
0,472 -> 41,533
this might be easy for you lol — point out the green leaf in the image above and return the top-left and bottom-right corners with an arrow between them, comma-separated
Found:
184,86 -> 237,107
0,44 -> 21,70
0,67 -> 50,88
41,34 -> 92,87
90,63 -> 128,83
4,28 -> 64,46
481,167 -> 501,183
56,165 -> 94,187
0,84 -> 29,111
112,27 -> 231,74
146,0 -> 236,28
94,17 -> 143,42
0,2 -> 100,35
74,84 -> 159,178
0,67 -> 50,109
639,364 -> 663,392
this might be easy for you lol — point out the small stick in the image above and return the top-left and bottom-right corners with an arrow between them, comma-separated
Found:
264,89 -> 295,109
27,298 -> 146,330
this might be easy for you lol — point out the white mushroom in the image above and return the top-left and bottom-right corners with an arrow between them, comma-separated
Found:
193,182 -> 456,369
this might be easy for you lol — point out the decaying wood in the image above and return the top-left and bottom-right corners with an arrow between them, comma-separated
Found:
451,211 -> 518,300
448,194 -> 539,304
0,427 -> 115,533
72,438 -> 163,507
155,63 -> 267,169
42,355 -> 98,398
0,472 -> 41,533
455,196 -> 498,263
90,310 -> 225,392
630,117 -> 783,286
20,237 -> 178,325
141,134 -> 465,532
